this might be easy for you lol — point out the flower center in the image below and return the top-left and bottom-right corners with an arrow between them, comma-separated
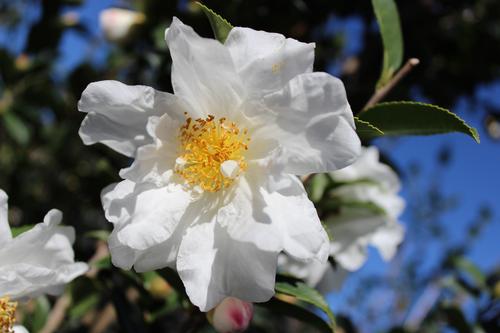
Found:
0,296 -> 17,333
175,114 -> 250,192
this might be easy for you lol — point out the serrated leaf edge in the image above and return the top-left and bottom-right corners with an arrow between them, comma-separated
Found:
363,101 -> 480,143
354,117 -> 385,136
195,2 -> 233,43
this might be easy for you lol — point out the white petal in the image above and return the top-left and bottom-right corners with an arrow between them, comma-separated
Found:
101,180 -> 136,225
334,241 -> 369,271
225,27 -> 314,97
78,80 -> 186,157
43,209 -> 63,227
101,180 -> 191,251
0,213 -> 88,299
13,325 -> 30,333
0,189 -> 12,244
165,17 -> 243,117
328,214 -> 385,271
260,174 -> 329,262
333,185 -> 405,219
332,146 -> 400,191
219,172 -> 328,263
177,222 -> 278,311
252,72 -> 360,175
216,177 -> 283,254
107,230 -> 139,270
220,160 -> 240,179
119,144 -> 175,186
119,114 -> 182,185
134,196 -> 221,272
370,222 -> 405,261
108,202 -> 196,273
278,254 -> 329,287
316,266 -> 349,294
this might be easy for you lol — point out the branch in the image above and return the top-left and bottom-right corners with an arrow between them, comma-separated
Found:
39,294 -> 71,333
361,58 -> 420,112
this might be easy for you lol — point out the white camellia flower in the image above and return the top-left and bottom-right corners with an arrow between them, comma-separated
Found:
78,17 -> 361,311
0,189 -> 88,333
280,146 -> 405,292
329,146 -> 405,271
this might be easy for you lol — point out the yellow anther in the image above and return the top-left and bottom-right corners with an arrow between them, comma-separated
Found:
0,296 -> 17,333
176,115 -> 249,192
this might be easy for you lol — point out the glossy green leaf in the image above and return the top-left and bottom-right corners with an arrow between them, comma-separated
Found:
2,112 -> 30,145
372,0 -> 403,88
354,117 -> 384,140
195,2 -> 233,43
275,282 -> 336,331
359,101 -> 480,142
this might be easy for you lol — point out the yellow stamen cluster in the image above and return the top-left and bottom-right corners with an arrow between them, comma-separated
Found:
0,296 -> 17,333
176,114 -> 250,192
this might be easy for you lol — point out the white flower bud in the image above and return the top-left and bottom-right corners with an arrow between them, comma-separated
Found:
99,8 -> 145,42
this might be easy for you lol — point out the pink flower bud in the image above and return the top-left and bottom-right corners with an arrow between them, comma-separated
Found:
207,297 -> 253,333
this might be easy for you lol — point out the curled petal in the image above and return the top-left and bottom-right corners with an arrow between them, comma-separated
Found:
78,80 -> 186,157
177,222 -> 278,311
370,222 -> 405,261
101,180 -> 191,251
225,27 -> 314,97
251,72 -> 361,175
0,211 -> 88,299
165,17 -> 243,117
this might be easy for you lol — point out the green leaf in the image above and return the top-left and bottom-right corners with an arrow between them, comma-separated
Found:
452,257 -> 486,288
359,101 -> 480,142
354,117 -> 384,140
195,2 -> 233,43
337,199 -> 387,216
93,255 -> 112,270
31,296 -> 50,332
84,230 -> 110,241
258,297 -> 333,333
11,224 -> 35,237
69,293 -> 99,320
2,112 -> 30,145
372,0 -> 404,88
275,282 -> 336,331
309,173 -> 330,202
